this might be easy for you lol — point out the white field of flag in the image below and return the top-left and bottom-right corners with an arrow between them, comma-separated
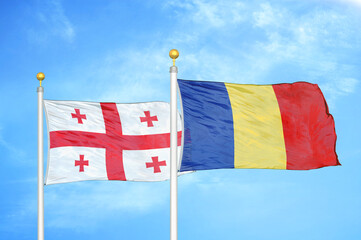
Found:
44,100 -> 183,185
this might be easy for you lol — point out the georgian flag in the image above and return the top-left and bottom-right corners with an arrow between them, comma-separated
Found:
44,100 -> 183,185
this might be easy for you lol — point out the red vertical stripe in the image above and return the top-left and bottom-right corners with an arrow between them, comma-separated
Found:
100,103 -> 126,180
273,82 -> 340,170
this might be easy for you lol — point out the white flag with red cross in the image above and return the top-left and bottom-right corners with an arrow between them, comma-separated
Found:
44,100 -> 183,185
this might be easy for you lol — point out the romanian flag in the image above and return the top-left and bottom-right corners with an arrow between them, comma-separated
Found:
178,79 -> 339,172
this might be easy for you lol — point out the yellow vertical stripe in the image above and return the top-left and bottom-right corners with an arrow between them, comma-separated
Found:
224,83 -> 287,169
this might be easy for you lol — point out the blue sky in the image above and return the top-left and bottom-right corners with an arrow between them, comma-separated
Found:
1,0 -> 361,239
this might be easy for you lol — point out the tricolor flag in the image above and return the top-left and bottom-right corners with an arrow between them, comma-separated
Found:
178,79 -> 340,171
44,100 -> 182,184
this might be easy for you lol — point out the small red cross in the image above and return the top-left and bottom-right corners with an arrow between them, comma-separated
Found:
140,111 -> 158,127
75,154 -> 89,172
146,156 -> 166,173
71,109 -> 87,124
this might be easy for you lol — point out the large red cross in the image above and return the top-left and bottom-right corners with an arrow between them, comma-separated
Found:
50,103 -> 182,180
146,156 -> 166,173
75,154 -> 89,172
140,111 -> 158,127
71,108 -> 87,124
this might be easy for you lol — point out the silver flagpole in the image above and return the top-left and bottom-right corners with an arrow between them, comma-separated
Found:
169,49 -> 179,240
37,72 -> 45,240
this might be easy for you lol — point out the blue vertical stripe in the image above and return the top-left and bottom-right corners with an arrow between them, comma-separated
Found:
178,79 -> 235,171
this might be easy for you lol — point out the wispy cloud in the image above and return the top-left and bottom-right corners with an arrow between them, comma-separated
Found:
28,0 -> 75,43
87,1 -> 361,117
253,2 -> 285,28
248,2 -> 360,108
165,0 -> 246,28
96,48 -> 172,103
320,77 -> 358,107
332,0 -> 361,8
162,1 -> 361,92
338,78 -> 358,93
4,181 -> 170,231
44,181 -> 169,229
0,127 -> 26,160
53,0 -> 359,109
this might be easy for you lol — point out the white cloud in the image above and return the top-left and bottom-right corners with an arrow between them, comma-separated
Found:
41,0 -> 355,108
333,0 -> 361,7
165,0 -> 246,28
320,77 -> 359,108
338,78 -> 358,93
0,127 -> 26,160
91,47 -> 172,103
29,0 -> 75,43
86,1 -> 360,108
253,2 -> 283,27
5,181 -> 169,231
248,3 -> 361,109
44,182 -> 167,229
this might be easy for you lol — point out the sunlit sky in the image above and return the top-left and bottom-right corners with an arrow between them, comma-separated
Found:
1,0 -> 361,239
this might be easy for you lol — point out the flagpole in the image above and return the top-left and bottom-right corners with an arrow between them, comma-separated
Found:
169,49 -> 179,240
37,72 -> 45,240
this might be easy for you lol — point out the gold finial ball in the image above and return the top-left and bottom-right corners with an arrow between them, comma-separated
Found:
36,72 -> 45,81
169,49 -> 179,60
